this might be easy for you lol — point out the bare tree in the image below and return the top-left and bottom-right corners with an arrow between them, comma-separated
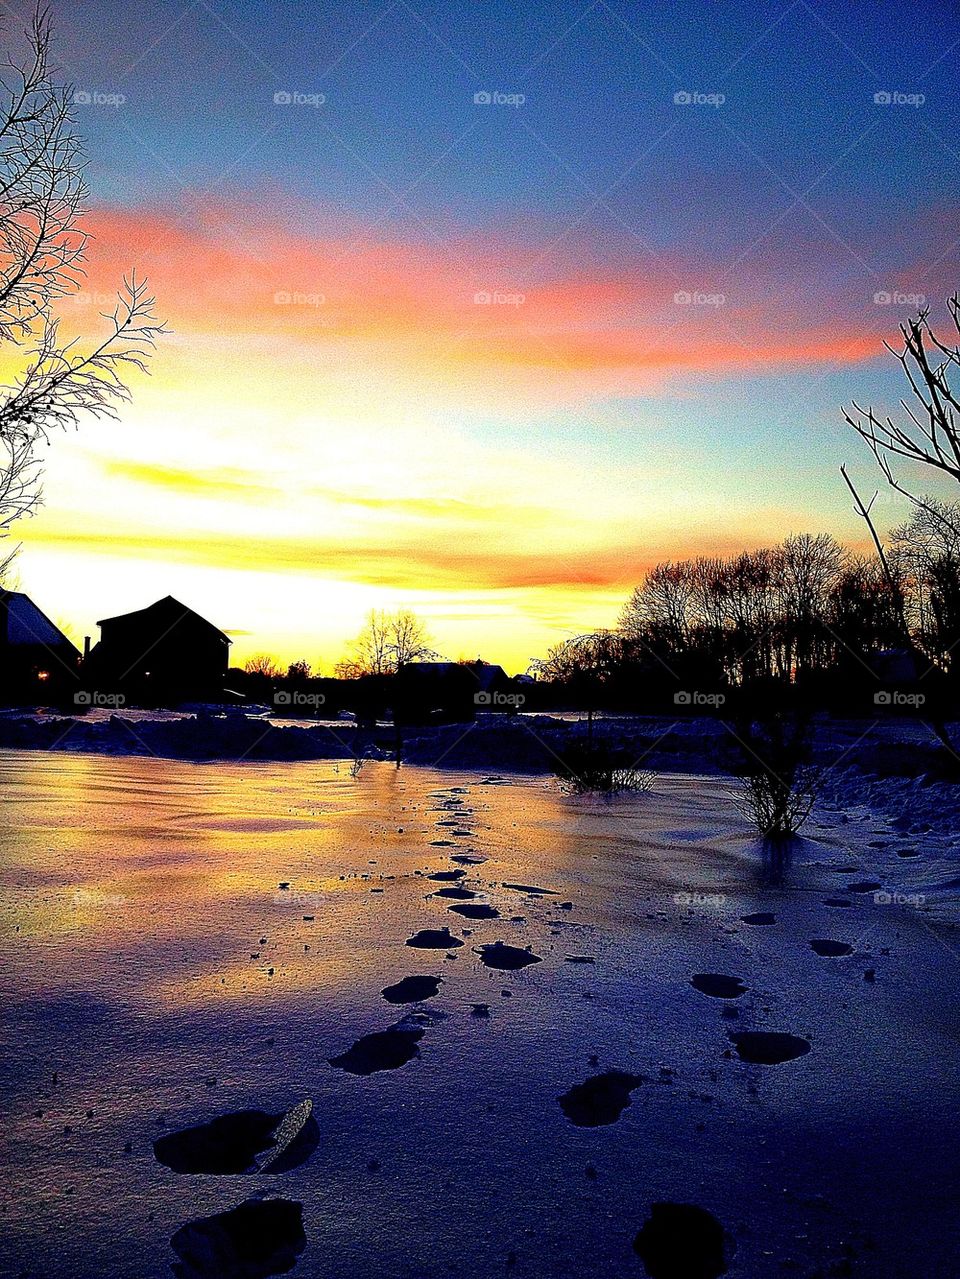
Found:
530,630 -> 629,690
778,533 -> 843,675
620,561 -> 696,651
390,608 -> 436,667
618,535 -> 850,688
829,551 -> 905,657
244,654 -> 283,679
0,9 -> 165,572
890,498 -> 960,671
844,294 -> 960,534
336,610 -> 393,678
336,609 -> 436,678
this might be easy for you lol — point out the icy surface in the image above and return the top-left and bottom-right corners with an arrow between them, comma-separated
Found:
1,751 -> 960,1277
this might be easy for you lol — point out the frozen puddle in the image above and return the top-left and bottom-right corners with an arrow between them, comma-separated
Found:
448,902 -> 499,919
809,939 -> 854,957
406,927 -> 463,949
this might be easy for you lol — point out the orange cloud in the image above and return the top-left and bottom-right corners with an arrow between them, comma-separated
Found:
22,517 -> 808,593
67,202 -> 888,403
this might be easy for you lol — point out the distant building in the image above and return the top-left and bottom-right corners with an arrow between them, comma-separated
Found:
395,659 -> 513,722
0,590 -> 80,702
85,595 -> 230,703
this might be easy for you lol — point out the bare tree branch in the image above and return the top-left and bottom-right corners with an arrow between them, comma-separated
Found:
844,295 -> 960,520
0,8 -> 167,576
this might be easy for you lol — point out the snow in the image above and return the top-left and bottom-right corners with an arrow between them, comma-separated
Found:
2,752 -> 960,1277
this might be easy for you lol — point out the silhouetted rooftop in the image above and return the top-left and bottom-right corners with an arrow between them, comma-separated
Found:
0,590 -> 78,653
96,595 -> 230,643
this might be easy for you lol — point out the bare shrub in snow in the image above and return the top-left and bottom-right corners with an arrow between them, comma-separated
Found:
728,714 -> 820,838
555,740 -> 655,795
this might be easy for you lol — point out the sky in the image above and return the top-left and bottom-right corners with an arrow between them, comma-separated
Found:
6,0 -> 960,672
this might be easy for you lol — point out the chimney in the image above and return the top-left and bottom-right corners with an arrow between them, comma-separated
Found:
83,636 -> 91,660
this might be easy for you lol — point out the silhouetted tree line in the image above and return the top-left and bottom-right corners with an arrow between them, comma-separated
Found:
532,512 -> 960,715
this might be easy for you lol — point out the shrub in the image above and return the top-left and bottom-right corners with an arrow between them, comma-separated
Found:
555,740 -> 655,795
728,713 -> 819,837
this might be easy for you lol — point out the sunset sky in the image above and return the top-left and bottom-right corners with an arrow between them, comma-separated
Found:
10,0 -> 960,671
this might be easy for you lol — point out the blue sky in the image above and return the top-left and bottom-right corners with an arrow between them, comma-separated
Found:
11,0 -> 960,667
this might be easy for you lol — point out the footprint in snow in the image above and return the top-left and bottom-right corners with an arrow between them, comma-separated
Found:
475,941 -> 542,970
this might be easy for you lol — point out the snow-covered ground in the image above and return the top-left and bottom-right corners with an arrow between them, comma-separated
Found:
3,709 -> 960,846
2,751 -> 959,1278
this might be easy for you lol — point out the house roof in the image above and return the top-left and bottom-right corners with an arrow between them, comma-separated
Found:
471,663 -> 508,690
400,660 -> 508,689
0,590 -> 79,653
96,595 -> 230,643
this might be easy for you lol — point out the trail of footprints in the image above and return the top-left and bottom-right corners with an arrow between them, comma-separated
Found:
152,781 -> 872,1278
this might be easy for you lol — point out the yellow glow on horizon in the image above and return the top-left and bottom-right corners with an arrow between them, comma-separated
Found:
3,203 -> 875,671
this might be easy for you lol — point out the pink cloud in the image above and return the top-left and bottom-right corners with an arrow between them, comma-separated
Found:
69,200 -> 931,401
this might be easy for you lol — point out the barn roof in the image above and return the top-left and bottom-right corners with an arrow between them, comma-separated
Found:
96,595 -> 230,643
0,591 -> 78,653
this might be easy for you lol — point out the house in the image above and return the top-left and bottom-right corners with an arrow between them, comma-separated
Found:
0,590 -> 81,701
85,595 -> 230,703
395,659 -> 514,723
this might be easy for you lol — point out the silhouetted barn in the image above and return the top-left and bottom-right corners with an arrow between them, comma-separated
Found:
86,596 -> 230,703
0,590 -> 80,702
